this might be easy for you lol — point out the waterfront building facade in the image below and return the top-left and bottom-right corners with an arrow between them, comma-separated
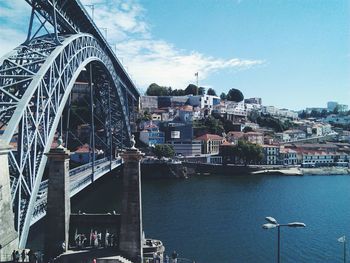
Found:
280,148 -> 297,165
170,141 -> 202,156
263,145 -> 280,165
196,134 -> 224,154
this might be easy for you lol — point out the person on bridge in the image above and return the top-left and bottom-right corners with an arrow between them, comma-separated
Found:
21,250 -> 26,262
171,251 -> 178,263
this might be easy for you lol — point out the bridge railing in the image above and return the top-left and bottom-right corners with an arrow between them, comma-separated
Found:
31,157 -> 123,225
69,157 -> 109,176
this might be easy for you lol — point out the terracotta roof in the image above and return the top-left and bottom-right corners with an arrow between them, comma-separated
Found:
179,105 -> 193,111
195,134 -> 223,141
227,131 -> 244,137
245,132 -> 263,136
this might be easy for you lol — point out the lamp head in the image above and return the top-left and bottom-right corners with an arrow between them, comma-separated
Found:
287,222 -> 306,228
262,223 -> 278,229
265,216 -> 278,225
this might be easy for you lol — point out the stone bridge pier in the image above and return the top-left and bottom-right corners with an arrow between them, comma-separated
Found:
0,141 -> 18,259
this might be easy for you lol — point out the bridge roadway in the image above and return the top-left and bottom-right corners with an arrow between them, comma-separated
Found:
30,157 -> 123,225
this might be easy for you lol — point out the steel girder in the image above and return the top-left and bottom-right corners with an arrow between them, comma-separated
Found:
0,33 -> 132,247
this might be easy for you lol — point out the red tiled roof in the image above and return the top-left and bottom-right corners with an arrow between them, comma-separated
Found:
245,132 -> 263,136
227,131 -> 244,137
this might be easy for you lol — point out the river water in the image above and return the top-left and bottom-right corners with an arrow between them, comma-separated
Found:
28,173 -> 350,263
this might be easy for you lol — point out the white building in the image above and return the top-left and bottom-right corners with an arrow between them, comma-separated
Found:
262,106 -> 298,119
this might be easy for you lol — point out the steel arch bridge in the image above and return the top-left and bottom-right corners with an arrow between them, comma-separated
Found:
0,0 -> 140,247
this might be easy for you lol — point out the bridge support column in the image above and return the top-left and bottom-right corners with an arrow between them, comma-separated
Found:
119,139 -> 144,263
0,140 -> 18,259
44,142 -> 70,261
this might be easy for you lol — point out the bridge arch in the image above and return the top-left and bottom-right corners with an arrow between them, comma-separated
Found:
0,33 -> 134,246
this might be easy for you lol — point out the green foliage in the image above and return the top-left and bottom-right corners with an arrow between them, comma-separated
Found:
153,144 -> 175,159
299,109 -> 330,119
211,113 -> 239,133
227,88 -> 244,102
247,110 -> 260,123
257,116 -> 294,132
193,116 -> 224,137
221,140 -> 263,165
207,88 -> 217,96
185,84 -> 198,95
198,87 -> 206,95
332,106 -> 339,115
243,126 -> 253,133
220,92 -> 227,100
171,89 -> 186,96
146,83 -> 171,96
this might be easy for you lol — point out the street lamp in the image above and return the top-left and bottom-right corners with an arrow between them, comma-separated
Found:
262,216 -> 306,263
337,235 -> 346,263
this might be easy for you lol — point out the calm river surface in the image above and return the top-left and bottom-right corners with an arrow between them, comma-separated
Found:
29,173 -> 350,263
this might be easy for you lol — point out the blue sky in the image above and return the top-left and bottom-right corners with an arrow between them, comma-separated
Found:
0,0 -> 349,110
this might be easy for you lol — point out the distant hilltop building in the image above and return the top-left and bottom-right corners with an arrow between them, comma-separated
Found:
261,105 -> 298,119
327,101 -> 338,111
305,107 -> 326,114
327,101 -> 348,112
244,97 -> 262,105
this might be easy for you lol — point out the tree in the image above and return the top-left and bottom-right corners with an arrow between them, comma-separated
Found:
333,105 -> 340,115
243,126 -> 253,133
227,88 -> 244,102
185,84 -> 198,95
220,141 -> 262,165
193,116 -> 224,137
153,144 -> 175,159
320,109 -> 328,118
171,89 -> 186,96
207,88 -> 217,96
198,87 -> 205,95
146,83 -> 170,96
257,116 -> 285,132
220,92 -> 227,100
298,110 -> 307,119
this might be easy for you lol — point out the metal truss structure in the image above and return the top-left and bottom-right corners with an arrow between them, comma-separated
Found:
0,0 -> 139,247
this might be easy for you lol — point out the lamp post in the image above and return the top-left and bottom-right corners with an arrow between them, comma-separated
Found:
338,235 -> 346,263
262,216 -> 306,263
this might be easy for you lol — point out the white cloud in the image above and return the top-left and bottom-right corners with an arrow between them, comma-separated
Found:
0,0 -> 264,92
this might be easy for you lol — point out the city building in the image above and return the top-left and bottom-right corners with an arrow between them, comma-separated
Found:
160,121 -> 193,143
244,132 -> 264,145
244,97 -> 262,105
322,115 -> 350,125
195,134 -> 224,154
305,107 -> 327,114
327,101 -> 349,112
178,105 -> 194,122
327,101 -> 338,111
263,144 -> 280,165
226,131 -> 244,144
283,129 -> 306,141
170,141 -> 202,156
139,129 -> 165,147
141,96 -> 158,112
279,148 -> 297,165
262,106 -> 298,119
71,144 -> 102,164
225,101 -> 247,121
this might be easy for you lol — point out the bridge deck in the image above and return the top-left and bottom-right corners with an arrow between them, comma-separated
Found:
30,157 -> 123,225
